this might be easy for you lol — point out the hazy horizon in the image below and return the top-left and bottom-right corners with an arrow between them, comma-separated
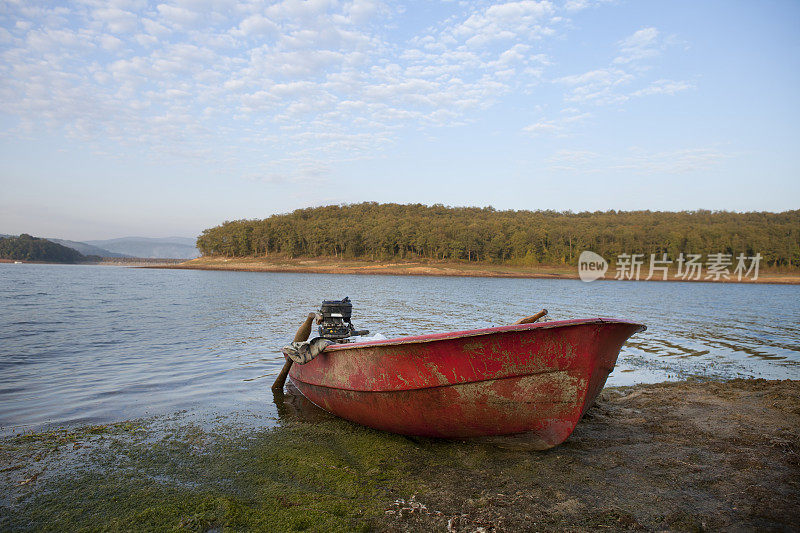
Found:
2,0 -> 798,240
1,232 -> 199,243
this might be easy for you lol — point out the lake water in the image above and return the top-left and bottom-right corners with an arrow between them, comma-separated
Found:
1,263 -> 799,435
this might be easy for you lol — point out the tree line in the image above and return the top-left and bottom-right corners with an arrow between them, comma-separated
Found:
196,203 -> 800,268
0,234 -> 94,263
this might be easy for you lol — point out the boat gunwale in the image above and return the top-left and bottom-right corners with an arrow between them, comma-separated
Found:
323,317 -> 646,352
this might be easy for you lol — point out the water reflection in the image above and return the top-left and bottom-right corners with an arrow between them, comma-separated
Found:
271,381 -> 332,424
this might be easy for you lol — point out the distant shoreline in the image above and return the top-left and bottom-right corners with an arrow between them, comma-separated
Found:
143,256 -> 800,285
1,258 -> 184,266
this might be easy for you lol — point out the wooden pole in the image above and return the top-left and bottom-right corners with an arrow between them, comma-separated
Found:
513,309 -> 548,325
272,312 -> 318,392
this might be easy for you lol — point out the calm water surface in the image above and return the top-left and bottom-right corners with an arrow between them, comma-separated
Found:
1,263 -> 798,435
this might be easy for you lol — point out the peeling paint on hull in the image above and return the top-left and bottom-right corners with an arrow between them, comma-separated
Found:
289,318 -> 645,448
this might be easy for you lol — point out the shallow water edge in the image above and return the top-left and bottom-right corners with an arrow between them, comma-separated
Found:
2,378 -> 797,532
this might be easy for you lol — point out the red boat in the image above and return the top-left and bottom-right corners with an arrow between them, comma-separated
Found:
287,318 -> 645,449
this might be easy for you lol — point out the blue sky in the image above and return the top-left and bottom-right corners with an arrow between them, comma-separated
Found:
1,0 -> 798,240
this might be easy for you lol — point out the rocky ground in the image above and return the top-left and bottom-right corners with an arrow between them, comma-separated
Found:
1,379 -> 798,532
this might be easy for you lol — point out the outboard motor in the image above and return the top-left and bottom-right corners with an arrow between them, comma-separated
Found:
318,297 -> 369,342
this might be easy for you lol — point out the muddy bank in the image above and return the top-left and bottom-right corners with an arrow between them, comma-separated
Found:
147,256 -> 579,281
1,379 -> 798,531
146,256 -> 800,285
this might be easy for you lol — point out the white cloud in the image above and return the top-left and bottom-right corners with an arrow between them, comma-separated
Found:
632,79 -> 693,97
554,27 -> 688,108
156,4 -> 201,28
343,0 -> 385,25
449,1 -> 556,48
93,7 -> 140,34
523,109 -> 591,136
564,0 -> 615,12
614,27 -> 660,64
99,34 -> 124,50
523,120 -> 559,133
557,68 -> 634,104
141,18 -> 171,38
236,14 -> 279,37
0,1 -> 693,182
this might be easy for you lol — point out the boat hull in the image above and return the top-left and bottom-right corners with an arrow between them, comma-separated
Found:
288,318 -> 644,448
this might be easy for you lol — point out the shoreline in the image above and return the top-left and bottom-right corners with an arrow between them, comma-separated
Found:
144,256 -> 800,285
0,258 -> 184,267
2,378 -> 797,531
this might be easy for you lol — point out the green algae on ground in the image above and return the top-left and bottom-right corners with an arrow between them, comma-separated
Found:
2,379 -> 799,532
2,417 -> 419,532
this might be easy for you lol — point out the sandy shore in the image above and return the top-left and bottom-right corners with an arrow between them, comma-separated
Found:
2,378 -> 797,531
145,256 -> 800,285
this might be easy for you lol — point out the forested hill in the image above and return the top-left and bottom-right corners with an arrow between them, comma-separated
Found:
0,234 -> 89,263
196,204 -> 800,268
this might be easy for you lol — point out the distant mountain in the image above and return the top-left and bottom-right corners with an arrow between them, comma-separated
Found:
85,237 -> 200,259
47,238 -> 130,258
0,234 -> 89,263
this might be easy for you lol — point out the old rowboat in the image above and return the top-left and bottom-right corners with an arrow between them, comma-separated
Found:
287,318 -> 645,449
